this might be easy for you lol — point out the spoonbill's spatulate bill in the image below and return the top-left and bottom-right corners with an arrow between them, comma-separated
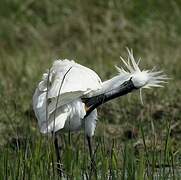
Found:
33,49 -> 167,137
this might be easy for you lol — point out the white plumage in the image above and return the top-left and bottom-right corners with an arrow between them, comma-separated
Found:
33,50 -> 167,137
33,59 -> 102,136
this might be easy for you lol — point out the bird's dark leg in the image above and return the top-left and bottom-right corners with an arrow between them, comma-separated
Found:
87,135 -> 93,159
54,134 -> 62,176
86,135 -> 97,178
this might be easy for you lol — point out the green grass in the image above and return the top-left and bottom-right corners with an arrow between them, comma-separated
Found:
0,0 -> 181,179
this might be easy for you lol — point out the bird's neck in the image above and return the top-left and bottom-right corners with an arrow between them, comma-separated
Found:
92,74 -> 130,96
82,78 -> 137,117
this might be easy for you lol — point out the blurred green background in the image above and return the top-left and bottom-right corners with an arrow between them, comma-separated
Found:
0,0 -> 180,178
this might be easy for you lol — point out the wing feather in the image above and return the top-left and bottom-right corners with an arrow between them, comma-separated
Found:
33,59 -> 102,133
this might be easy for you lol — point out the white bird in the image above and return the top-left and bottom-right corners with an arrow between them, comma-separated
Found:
33,49 -> 167,162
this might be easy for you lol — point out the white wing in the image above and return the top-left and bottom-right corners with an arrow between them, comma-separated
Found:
33,59 -> 102,133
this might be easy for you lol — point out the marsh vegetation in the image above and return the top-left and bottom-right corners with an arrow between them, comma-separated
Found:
0,0 -> 180,179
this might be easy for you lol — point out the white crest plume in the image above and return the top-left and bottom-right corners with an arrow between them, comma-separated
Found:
116,48 -> 168,103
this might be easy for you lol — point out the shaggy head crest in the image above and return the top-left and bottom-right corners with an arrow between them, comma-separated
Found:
116,49 -> 168,103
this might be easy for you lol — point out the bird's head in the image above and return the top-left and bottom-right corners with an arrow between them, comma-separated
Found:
116,49 -> 168,89
131,71 -> 148,88
114,49 -> 168,103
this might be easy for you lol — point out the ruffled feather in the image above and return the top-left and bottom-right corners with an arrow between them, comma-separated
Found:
116,48 -> 168,89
